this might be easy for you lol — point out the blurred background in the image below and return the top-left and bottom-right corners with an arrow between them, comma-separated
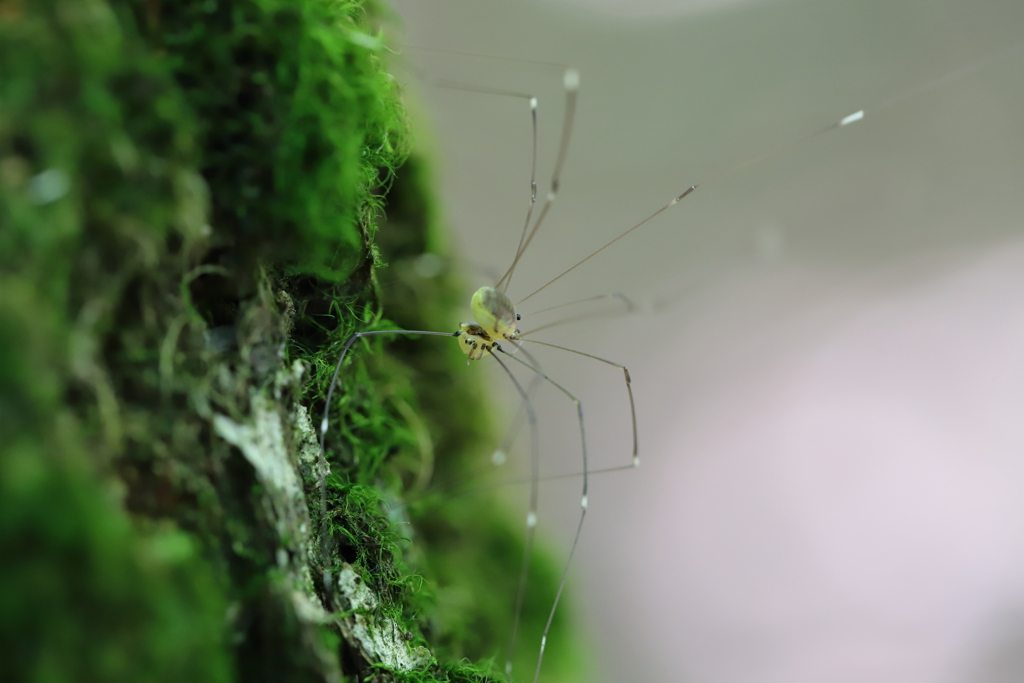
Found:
391,0 -> 1024,681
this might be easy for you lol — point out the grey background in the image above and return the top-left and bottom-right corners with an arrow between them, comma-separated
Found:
392,1 -> 1024,681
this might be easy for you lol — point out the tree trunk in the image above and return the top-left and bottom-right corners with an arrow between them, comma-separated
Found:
1,1 -> 585,682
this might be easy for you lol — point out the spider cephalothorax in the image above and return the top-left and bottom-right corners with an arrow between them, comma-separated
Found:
457,286 -> 521,361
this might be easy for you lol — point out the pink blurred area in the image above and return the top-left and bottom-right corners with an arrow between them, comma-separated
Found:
587,243 -> 1024,683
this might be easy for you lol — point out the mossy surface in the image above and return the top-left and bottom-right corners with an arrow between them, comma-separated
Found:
1,1 -> 581,682
372,156 -> 587,682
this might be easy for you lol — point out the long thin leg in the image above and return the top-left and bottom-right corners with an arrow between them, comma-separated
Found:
496,346 -> 591,683
523,291 -> 634,318
403,369 -> 540,508
514,43 -> 1024,308
490,352 -> 540,680
519,292 -> 635,338
496,67 -> 580,294
395,459 -> 636,516
493,370 -> 544,467
521,338 -> 638,469
503,93 -> 539,294
404,61 -> 541,297
402,46 -> 570,296
318,328 -> 457,594
511,100 -> 868,306
428,79 -> 540,275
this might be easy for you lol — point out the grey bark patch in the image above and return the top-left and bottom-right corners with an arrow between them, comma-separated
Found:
213,367 -> 431,677
334,564 -> 431,672
213,392 -> 311,551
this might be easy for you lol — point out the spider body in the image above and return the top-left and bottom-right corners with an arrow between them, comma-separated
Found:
457,286 -> 521,360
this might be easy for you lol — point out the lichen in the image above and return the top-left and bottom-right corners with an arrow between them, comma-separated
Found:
334,564 -> 432,671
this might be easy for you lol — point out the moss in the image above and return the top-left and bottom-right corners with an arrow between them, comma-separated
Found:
0,1 -> 231,681
371,156 -> 587,680
127,0 -> 408,282
1,0 -> 580,681
0,441 -> 232,683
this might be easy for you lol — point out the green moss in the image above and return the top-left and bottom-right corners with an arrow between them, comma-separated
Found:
1,1 -> 581,681
127,0 -> 408,282
1,2 -> 230,681
0,441 -> 232,683
369,155 -> 587,680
